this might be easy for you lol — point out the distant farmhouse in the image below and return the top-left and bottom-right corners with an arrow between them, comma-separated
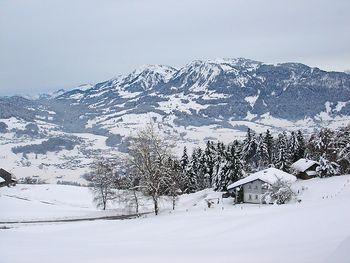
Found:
227,168 -> 296,204
291,158 -> 319,179
0,168 -> 17,187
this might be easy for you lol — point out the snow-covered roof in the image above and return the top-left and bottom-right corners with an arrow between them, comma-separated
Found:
227,168 -> 297,190
291,158 -> 319,172
0,177 -> 5,183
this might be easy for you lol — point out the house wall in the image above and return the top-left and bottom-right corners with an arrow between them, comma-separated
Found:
243,180 -> 266,204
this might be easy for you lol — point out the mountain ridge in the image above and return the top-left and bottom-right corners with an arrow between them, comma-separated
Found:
1,58 -> 350,135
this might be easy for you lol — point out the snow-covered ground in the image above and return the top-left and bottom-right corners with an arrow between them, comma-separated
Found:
0,184 -> 153,222
1,175 -> 350,263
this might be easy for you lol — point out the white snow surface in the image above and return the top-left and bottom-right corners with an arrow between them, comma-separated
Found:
0,185 -> 109,221
1,175 -> 350,263
291,158 -> 319,172
227,168 -> 297,189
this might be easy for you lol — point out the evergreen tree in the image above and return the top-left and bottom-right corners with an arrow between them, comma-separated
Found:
289,131 -> 300,163
316,128 -> 336,161
180,146 -> 189,171
179,146 -> 191,193
316,154 -> 340,178
256,133 -> 269,169
264,129 -> 274,165
228,141 -> 244,183
185,149 -> 200,193
212,142 -> 244,192
274,132 -> 290,172
212,142 -> 230,191
335,126 -> 350,173
242,128 -> 258,168
195,148 -> 208,190
296,130 -> 306,160
212,143 -> 222,191
204,141 -> 216,188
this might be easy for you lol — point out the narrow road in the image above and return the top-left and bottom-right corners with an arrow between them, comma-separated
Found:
0,212 -> 149,225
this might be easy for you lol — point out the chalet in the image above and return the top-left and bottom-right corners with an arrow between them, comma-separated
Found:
0,168 -> 17,187
227,168 -> 296,204
291,158 -> 319,179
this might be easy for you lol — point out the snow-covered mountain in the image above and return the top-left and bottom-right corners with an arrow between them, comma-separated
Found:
1,58 -> 350,182
56,58 -> 350,124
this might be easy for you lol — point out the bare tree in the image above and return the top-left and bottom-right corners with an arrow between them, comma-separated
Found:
85,159 -> 117,210
164,158 -> 183,210
127,123 -> 175,215
121,173 -> 141,215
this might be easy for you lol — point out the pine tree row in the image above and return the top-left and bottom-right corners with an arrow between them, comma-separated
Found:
180,126 -> 350,192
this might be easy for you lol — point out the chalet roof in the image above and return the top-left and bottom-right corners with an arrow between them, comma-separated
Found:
227,168 -> 297,190
0,177 -> 5,183
291,158 -> 319,173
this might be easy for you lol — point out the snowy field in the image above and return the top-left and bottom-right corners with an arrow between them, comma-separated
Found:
1,175 -> 350,263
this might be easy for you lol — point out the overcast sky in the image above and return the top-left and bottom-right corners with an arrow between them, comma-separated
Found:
0,0 -> 349,96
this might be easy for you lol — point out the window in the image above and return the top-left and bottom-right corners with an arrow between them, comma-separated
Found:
255,195 -> 258,200
249,194 -> 252,200
255,185 -> 258,190
248,184 -> 252,190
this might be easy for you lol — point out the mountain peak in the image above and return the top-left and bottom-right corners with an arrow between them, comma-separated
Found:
131,64 -> 178,81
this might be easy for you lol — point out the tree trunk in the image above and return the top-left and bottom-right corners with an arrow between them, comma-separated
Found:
133,189 -> 139,214
153,196 -> 159,215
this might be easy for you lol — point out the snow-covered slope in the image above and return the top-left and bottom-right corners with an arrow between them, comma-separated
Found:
0,175 -> 350,263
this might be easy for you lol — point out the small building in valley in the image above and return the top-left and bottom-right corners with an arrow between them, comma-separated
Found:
227,168 -> 296,204
291,158 -> 319,179
0,168 -> 17,187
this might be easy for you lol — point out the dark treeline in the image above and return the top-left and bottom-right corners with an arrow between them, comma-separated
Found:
178,126 -> 350,193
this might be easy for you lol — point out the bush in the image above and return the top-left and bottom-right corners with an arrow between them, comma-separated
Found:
19,176 -> 47,184
57,180 -> 84,187
262,178 -> 295,205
